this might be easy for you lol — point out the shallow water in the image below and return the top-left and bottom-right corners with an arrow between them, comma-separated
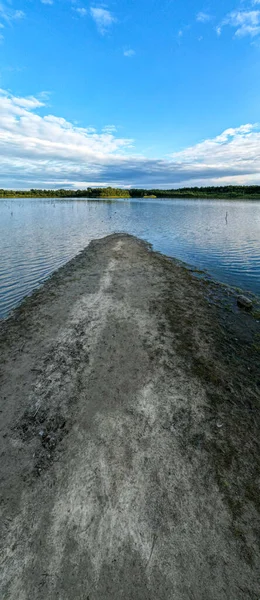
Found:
0,197 -> 260,319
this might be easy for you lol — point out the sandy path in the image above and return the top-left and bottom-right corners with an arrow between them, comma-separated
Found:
0,234 -> 259,599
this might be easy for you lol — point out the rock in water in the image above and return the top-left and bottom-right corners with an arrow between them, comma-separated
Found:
237,295 -> 253,310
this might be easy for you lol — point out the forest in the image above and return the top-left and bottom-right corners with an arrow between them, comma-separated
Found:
1,186 -> 260,199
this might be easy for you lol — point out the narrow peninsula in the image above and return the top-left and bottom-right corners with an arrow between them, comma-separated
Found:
0,234 -> 260,599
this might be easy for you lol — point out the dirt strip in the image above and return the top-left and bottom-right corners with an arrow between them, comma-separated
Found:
0,233 -> 260,599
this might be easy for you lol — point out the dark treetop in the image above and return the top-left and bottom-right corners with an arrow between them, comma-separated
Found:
1,185 -> 260,199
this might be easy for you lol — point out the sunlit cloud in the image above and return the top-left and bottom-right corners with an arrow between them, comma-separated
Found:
90,7 -> 116,34
41,0 -> 53,5
1,89 -> 260,189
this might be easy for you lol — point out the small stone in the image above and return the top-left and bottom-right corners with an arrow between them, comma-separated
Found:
237,295 -> 253,310
45,434 -> 56,450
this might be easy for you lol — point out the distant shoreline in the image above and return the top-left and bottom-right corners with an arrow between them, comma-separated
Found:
1,185 -> 260,201
1,195 -> 260,200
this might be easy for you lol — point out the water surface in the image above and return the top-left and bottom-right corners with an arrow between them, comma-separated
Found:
0,197 -> 259,319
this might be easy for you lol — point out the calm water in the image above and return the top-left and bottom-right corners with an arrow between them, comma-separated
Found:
0,197 -> 260,319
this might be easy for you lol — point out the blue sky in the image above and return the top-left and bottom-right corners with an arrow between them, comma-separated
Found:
0,0 -> 260,188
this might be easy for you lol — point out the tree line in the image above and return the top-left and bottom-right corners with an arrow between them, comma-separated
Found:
1,185 -> 260,199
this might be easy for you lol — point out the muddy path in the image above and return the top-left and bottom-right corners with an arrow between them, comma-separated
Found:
0,234 -> 260,599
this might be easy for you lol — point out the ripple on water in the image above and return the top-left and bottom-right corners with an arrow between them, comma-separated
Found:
0,198 -> 259,319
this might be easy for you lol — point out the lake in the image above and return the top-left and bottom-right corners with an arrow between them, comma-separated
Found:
0,197 -> 260,319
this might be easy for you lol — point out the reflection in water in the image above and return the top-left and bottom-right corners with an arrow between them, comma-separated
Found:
0,197 -> 259,319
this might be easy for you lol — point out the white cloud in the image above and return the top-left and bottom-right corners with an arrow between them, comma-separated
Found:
170,124 -> 259,162
218,10 -> 260,37
0,89 -> 133,187
102,125 -> 117,133
90,7 -> 116,34
196,12 -> 211,23
0,3 -> 25,24
75,7 -> 87,16
124,49 -> 135,57
14,10 -> 24,19
0,89 -> 45,109
1,89 -> 260,188
41,0 -> 54,5
1,65 -> 25,72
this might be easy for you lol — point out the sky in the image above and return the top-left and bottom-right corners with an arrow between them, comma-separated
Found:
0,0 -> 260,189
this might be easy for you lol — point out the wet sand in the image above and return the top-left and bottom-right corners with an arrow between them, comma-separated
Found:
0,233 -> 260,599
